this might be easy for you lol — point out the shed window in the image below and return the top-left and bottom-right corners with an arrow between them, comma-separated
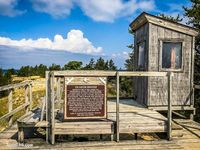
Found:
162,42 -> 182,70
138,42 -> 145,68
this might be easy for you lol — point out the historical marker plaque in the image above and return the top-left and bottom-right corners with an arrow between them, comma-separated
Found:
64,77 -> 106,120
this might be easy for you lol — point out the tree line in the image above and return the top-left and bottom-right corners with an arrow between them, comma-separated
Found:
0,57 -> 118,84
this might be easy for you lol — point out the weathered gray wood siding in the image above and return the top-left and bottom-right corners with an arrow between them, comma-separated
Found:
148,23 -> 193,106
134,23 -> 149,105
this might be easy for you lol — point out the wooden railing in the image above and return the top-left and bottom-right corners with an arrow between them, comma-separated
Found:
47,71 -> 172,144
0,81 -> 32,127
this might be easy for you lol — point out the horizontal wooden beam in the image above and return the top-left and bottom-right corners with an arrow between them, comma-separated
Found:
53,70 -> 116,77
0,81 -> 31,92
118,71 -> 167,77
0,102 -> 29,121
148,105 -> 195,111
52,71 -> 168,77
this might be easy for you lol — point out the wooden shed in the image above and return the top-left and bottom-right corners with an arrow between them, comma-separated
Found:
129,12 -> 199,111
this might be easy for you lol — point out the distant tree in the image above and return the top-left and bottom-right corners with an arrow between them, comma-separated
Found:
0,68 -> 5,86
84,58 -> 95,70
125,28 -> 135,71
49,63 -> 61,71
7,68 -> 16,75
95,57 -> 106,70
127,28 -> 134,50
184,0 -> 200,122
17,66 -> 31,77
37,64 -> 48,77
104,60 -> 109,70
124,50 -> 134,71
121,28 -> 135,97
0,68 -> 12,96
159,14 -> 183,23
108,59 -> 117,70
63,61 -> 83,70
4,71 -> 12,84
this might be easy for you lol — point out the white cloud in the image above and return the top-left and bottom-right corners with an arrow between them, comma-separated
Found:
0,30 -> 103,54
0,0 -> 25,17
77,0 -> 155,22
29,0 -> 155,22
112,51 -> 129,59
30,0 -> 73,18
156,3 -> 191,25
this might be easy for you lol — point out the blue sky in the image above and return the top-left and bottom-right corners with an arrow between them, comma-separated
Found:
0,0 -> 191,69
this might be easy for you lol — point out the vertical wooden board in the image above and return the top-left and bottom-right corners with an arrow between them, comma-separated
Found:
8,89 -> 13,127
191,36 -> 195,106
29,83 -> 32,110
134,23 -> 149,105
57,77 -> 61,110
167,72 -> 172,140
116,72 -> 119,142
46,71 -> 51,143
147,23 -> 152,106
51,72 -> 55,144
25,85 -> 29,113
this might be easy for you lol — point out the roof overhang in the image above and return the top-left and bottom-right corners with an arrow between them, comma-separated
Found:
129,12 -> 199,37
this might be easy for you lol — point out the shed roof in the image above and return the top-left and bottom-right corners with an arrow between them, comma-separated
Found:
129,12 -> 199,37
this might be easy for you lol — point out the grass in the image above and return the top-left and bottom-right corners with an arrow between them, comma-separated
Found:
0,76 -> 45,132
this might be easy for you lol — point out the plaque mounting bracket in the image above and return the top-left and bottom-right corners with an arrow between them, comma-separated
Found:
99,77 -> 106,85
65,77 -> 74,84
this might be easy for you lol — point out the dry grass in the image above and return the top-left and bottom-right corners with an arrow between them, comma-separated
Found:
0,76 -> 45,132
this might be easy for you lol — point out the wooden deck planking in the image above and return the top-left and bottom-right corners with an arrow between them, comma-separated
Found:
107,99 -> 167,134
0,119 -> 200,149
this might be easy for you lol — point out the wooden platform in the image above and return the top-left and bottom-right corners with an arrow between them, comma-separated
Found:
0,119 -> 200,149
107,99 -> 168,133
51,99 -> 169,138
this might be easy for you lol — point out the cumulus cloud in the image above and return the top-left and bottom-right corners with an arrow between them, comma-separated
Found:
0,0 -> 25,17
0,0 -> 155,21
112,51 -> 129,59
0,30 -> 103,54
30,0 -> 73,18
29,0 -> 155,22
76,0 -> 155,22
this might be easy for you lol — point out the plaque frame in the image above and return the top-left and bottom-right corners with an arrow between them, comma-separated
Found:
63,77 -> 107,120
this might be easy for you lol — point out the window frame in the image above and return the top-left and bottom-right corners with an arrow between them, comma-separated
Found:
137,40 -> 146,71
159,38 -> 184,72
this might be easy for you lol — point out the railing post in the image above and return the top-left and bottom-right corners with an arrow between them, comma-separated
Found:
25,84 -> 29,114
56,77 -> 61,110
116,71 -> 120,142
8,89 -> 13,127
29,83 -> 33,110
51,72 -> 55,144
167,72 -> 173,140
46,71 -> 50,143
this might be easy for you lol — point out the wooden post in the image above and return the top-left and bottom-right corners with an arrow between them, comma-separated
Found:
190,87 -> 195,120
8,89 -> 13,127
18,127 -> 24,144
167,72 -> 173,140
29,83 -> 33,110
116,71 -> 120,142
51,72 -> 55,144
57,77 -> 61,110
45,71 -> 50,143
25,85 -> 29,114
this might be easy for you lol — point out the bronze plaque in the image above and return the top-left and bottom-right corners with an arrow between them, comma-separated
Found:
64,84 -> 106,120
